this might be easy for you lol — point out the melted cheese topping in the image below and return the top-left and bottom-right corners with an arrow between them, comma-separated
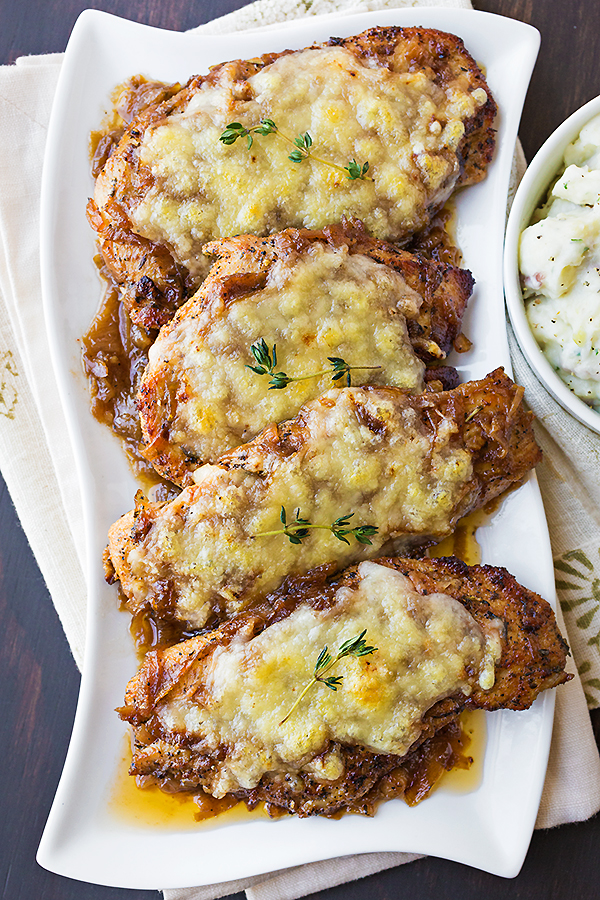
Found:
132,46 -> 487,276
143,243 -> 425,465
159,561 -> 499,797
124,388 -> 474,627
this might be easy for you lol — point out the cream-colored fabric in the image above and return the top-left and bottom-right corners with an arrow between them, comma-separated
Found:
193,0 -> 470,34
0,54 -> 87,669
0,2 -> 599,899
509,335 -> 600,708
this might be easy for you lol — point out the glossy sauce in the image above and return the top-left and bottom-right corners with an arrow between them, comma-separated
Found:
89,114 -> 484,823
82,201 -> 462,484
406,205 -> 462,268
85,78 -> 188,492
111,482 -> 495,826
81,274 -> 179,500
110,508 -> 488,828
109,734 -> 260,829
440,709 -> 486,795
428,507 -> 486,565
81,279 -> 147,465
109,714 -> 482,828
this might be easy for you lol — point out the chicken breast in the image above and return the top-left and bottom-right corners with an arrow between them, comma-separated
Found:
107,370 -> 541,631
138,221 -> 474,485
88,26 -> 496,329
118,556 -> 570,818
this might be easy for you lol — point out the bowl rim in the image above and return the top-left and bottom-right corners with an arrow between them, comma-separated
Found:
504,92 -> 600,435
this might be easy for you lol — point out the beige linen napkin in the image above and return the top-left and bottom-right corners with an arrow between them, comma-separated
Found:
0,1 -> 599,898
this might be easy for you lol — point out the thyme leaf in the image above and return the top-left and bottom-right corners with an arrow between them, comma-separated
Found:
254,506 -> 378,546
247,340 -> 381,389
246,337 -> 278,376
330,513 -> 379,545
219,119 -> 278,150
219,118 -> 372,181
288,131 -> 313,163
344,159 -> 370,180
279,629 -> 378,725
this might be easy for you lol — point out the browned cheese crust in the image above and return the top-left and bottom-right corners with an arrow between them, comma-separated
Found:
119,556 -> 570,818
87,26 -> 496,332
138,220 -> 474,485
107,369 -> 541,632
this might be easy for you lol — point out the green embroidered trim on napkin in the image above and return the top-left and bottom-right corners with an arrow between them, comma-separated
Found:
556,549 -> 600,706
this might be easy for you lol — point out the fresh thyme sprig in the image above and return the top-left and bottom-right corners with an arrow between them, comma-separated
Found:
345,159 -> 371,180
279,629 -> 378,725
247,339 -> 381,389
247,337 -> 278,378
219,118 -> 372,181
219,119 -> 278,150
254,506 -> 378,546
288,130 -> 313,163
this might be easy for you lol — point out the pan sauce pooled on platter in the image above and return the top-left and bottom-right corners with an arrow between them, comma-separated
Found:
82,215 -> 471,477
118,557 -> 570,818
82,25 -> 572,822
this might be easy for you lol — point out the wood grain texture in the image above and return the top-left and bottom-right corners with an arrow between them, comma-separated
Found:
475,0 -> 600,161
0,474 -> 160,900
0,0 -> 249,64
0,1 -> 599,899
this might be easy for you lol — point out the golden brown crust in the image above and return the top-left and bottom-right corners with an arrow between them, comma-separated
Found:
325,27 -> 496,186
90,26 -> 496,331
108,370 -> 541,631
217,368 -> 539,513
378,557 -> 571,710
419,368 -> 541,507
86,198 -> 189,331
119,554 -> 569,817
137,220 -> 474,486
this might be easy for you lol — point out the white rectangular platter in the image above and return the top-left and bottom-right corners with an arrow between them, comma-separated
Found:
38,7 -> 543,889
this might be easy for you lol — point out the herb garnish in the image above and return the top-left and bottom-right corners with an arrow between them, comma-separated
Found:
219,118 -> 372,181
570,239 -> 590,252
280,629 -> 378,725
345,159 -> 371,180
219,119 -> 278,150
247,338 -> 381,389
247,337 -> 279,378
254,506 -> 378,546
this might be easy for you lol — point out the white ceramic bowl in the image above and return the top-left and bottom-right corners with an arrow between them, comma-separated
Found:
504,93 -> 600,435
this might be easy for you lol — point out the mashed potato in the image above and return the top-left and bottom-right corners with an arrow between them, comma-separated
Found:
519,113 -> 600,409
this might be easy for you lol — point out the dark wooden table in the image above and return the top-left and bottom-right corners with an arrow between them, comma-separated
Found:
1,1 -> 599,898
